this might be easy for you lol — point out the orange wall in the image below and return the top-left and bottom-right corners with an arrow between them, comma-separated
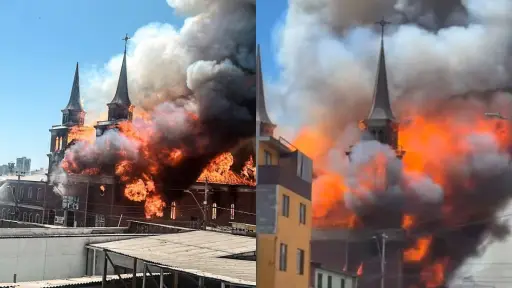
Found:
274,185 -> 312,288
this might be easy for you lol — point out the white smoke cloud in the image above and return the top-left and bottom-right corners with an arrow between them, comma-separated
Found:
269,0 -> 512,140
82,0 -> 255,124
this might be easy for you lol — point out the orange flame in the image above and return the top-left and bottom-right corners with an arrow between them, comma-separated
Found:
404,236 -> 432,262
421,258 -> 448,288
402,214 -> 414,230
68,126 -> 95,144
357,263 -> 363,276
61,108 -> 255,219
197,152 -> 256,186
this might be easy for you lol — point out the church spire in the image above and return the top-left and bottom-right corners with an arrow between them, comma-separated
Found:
61,62 -> 85,126
62,62 -> 84,112
107,34 -> 133,122
256,44 -> 276,137
108,34 -> 132,107
367,19 -> 395,121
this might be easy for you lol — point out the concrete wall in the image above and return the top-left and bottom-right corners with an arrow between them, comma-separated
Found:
0,234 -> 140,282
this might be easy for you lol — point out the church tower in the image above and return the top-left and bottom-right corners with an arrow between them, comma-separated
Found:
48,63 -> 85,173
95,34 -> 134,137
362,19 -> 402,154
256,45 -> 276,138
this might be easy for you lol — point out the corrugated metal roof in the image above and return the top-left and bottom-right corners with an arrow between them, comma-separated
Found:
88,230 -> 256,286
0,273 -> 167,287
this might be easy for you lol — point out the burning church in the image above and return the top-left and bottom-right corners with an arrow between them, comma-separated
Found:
264,0 -> 512,287
46,1 -> 257,229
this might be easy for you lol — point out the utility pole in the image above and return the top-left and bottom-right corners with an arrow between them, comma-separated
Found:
203,178 -> 208,230
380,233 -> 388,288
14,171 -> 25,220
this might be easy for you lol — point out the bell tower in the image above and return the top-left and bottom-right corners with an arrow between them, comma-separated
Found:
95,34 -> 134,137
48,63 -> 86,174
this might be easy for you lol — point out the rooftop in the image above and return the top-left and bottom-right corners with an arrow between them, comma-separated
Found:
87,230 -> 256,286
0,273 -> 167,288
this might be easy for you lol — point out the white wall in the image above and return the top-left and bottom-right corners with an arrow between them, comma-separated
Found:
313,268 -> 357,288
0,235 -> 139,282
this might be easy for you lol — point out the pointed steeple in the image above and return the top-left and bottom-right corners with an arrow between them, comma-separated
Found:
256,45 -> 276,137
61,63 -> 85,126
108,47 -> 131,106
63,62 -> 84,112
107,34 -> 133,122
367,19 -> 395,121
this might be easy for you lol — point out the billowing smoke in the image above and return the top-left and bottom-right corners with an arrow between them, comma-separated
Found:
52,0 -> 256,216
268,0 -> 512,286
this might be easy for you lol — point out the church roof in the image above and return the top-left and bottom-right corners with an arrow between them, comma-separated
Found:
62,63 -> 84,112
367,22 -> 395,121
108,48 -> 132,107
256,45 -> 274,126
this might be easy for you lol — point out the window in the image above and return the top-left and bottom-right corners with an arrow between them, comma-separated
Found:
282,194 -> 290,217
341,278 -> 345,288
1,208 -> 4,219
22,212 -> 27,222
19,187 -> 24,200
264,150 -> 272,165
279,243 -> 287,271
212,203 -> 217,220
28,187 -> 33,199
299,203 -> 306,225
6,209 -> 11,220
95,214 -> 105,227
327,275 -> 332,288
317,273 -> 323,288
230,203 -> 235,220
296,249 -> 304,275
170,201 -> 176,220
37,188 -> 42,201
28,213 -> 33,222
35,214 -> 40,223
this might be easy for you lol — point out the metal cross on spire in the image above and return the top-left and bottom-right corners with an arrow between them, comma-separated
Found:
375,18 -> 391,42
122,33 -> 131,53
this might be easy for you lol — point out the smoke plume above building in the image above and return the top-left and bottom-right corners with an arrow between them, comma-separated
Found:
52,0 -> 256,218
267,0 -> 512,286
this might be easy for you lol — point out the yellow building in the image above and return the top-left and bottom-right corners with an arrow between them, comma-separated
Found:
255,45 -> 313,288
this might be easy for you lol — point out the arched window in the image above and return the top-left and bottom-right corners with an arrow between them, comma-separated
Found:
35,214 -> 41,223
6,209 -> 11,220
28,187 -> 33,199
212,203 -> 217,220
170,202 -> 176,220
28,213 -> 33,222
18,187 -> 24,200
22,212 -> 27,222
37,188 -> 42,201
230,203 -> 235,220
1,208 -> 4,219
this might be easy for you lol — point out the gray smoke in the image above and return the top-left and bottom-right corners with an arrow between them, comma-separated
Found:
52,0 -> 256,198
83,0 -> 256,121
269,0 -> 512,141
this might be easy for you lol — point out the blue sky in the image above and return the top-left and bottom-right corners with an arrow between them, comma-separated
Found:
0,0 -> 185,170
257,0 -> 287,83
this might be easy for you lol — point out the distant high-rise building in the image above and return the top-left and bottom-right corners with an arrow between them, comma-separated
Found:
16,157 -> 31,174
0,165 -> 9,175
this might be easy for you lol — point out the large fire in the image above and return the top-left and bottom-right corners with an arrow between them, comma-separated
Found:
294,104 -> 512,287
61,112 -> 255,219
